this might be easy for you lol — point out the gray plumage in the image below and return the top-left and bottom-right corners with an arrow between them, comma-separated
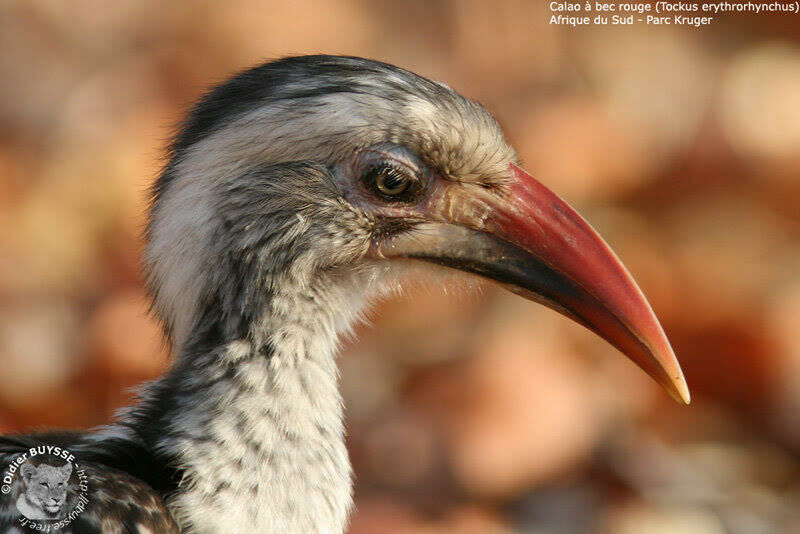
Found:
1,55 -> 516,533
1,53 -> 692,532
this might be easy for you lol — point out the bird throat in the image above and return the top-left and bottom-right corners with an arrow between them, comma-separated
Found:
119,273 -> 369,533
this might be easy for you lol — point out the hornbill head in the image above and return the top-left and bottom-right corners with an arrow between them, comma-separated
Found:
147,55 -> 689,404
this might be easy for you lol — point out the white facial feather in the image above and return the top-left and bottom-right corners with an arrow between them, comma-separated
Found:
134,57 -> 517,533
146,87 -> 512,353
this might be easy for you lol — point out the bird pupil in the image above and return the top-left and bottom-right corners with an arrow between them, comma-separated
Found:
370,164 -> 411,197
379,172 -> 405,193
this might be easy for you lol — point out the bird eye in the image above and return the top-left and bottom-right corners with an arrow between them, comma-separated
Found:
363,163 -> 417,201
377,171 -> 408,196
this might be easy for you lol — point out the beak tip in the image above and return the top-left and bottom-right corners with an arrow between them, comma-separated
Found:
675,378 -> 692,405
667,371 -> 691,405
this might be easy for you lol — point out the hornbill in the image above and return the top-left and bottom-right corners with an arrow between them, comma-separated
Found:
0,55 -> 689,533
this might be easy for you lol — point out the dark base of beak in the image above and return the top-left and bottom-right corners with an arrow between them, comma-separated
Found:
376,222 -> 689,404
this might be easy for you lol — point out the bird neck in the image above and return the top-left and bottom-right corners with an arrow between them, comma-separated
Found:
123,271 -> 369,533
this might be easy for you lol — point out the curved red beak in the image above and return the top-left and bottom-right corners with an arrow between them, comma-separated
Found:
375,164 -> 690,404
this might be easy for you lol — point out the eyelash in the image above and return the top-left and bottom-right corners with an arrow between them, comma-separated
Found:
362,161 -> 421,203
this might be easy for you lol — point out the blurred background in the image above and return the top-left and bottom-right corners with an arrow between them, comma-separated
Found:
1,1 -> 799,532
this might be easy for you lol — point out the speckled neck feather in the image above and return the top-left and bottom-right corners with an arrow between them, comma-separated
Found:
110,267 -> 372,533
86,55 -> 510,532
